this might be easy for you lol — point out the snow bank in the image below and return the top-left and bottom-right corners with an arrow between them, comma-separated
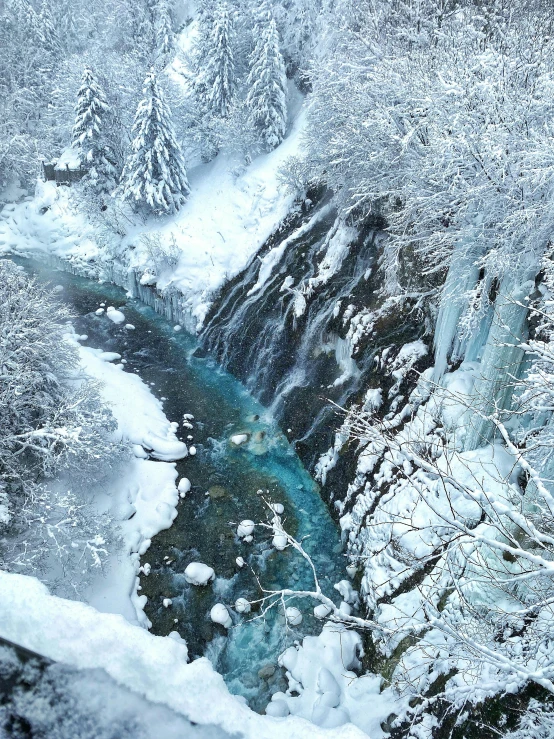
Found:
80,345 -> 188,462
0,572 -> 367,739
77,344 -> 186,626
273,623 -> 399,737
0,641 -> 229,739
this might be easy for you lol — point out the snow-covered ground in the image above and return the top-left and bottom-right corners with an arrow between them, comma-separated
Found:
0,571 -> 369,739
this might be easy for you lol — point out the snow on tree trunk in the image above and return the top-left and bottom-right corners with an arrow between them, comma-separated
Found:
118,70 -> 190,214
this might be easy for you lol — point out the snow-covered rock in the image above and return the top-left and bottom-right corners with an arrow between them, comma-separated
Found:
210,603 -> 232,629
106,306 -> 126,324
346,564 -> 358,579
184,563 -> 215,586
237,520 -> 255,538
272,533 -> 287,550
285,607 -> 303,626
266,699 -> 290,718
235,597 -> 251,614
334,580 -> 359,606
313,604 -> 332,620
178,477 -> 191,497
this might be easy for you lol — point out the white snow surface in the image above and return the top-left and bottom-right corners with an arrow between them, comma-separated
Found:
274,623 -> 399,736
76,342 -> 186,626
0,571 -> 368,739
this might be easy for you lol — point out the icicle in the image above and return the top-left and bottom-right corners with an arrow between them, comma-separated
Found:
462,275 -> 535,451
433,209 -> 484,382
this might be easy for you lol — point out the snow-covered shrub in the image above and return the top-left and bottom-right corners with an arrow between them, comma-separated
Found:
0,260 -> 121,581
140,232 -> 181,274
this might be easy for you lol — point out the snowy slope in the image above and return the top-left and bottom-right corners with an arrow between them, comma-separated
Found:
133,97 -> 304,327
0,571 -> 368,739
0,76 -> 306,332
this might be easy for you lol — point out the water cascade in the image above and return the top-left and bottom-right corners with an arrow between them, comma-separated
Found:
201,198 -> 418,472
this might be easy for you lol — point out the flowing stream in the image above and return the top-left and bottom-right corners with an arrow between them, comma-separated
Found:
17,258 -> 343,711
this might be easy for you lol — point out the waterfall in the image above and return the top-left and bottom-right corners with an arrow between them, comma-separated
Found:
201,202 -> 380,448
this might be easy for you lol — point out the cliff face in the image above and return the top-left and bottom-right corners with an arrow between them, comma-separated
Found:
199,184 -> 550,736
200,190 -> 432,510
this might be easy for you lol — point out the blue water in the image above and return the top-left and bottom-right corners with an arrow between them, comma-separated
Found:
17,259 -> 343,710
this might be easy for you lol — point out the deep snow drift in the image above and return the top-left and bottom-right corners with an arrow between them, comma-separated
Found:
0,572 -> 370,739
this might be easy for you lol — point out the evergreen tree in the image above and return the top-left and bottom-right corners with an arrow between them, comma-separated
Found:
118,70 -> 190,214
38,0 -> 60,54
72,68 -> 108,155
153,0 -> 174,65
199,3 -> 236,118
72,68 -> 116,191
246,15 -> 287,151
8,0 -> 40,40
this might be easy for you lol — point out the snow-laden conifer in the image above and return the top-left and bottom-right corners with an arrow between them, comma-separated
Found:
72,68 -> 110,159
38,0 -> 59,54
72,68 -> 116,191
118,70 -> 190,214
246,15 -> 286,151
8,0 -> 40,38
200,3 -> 236,118
153,0 -> 174,65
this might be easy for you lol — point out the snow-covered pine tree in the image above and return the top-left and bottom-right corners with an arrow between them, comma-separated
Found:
118,70 -> 190,214
72,68 -> 117,192
153,0 -> 174,66
200,3 -> 236,118
38,0 -> 60,54
72,68 -> 109,156
8,0 -> 40,39
246,15 -> 287,151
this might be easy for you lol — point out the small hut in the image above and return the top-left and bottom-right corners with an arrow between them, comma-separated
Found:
41,146 -> 87,186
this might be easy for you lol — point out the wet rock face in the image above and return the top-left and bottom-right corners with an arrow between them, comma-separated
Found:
201,192 -> 428,501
